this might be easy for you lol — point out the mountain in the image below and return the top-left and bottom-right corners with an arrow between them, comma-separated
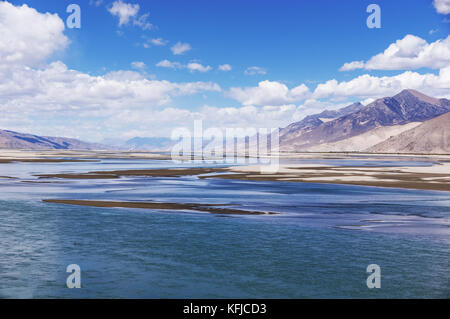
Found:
0,129 -> 107,150
280,90 -> 450,151
279,102 -> 362,138
367,112 -> 450,154
305,122 -> 422,152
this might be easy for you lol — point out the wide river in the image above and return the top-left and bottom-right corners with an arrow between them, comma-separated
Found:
0,156 -> 449,298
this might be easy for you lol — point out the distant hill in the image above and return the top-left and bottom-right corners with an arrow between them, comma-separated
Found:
280,89 -> 450,152
0,129 -> 108,150
124,137 -> 175,151
368,112 -> 450,154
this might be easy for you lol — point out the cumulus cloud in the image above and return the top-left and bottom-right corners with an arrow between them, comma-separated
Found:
186,62 -> 212,73
226,67 -> 450,111
108,1 -> 151,30
171,42 -> 191,55
131,61 -> 146,70
0,60 -> 223,142
142,37 -> 168,48
433,0 -> 450,14
109,100 -> 368,139
0,2 -> 223,140
200,104 -> 298,129
103,70 -> 145,81
156,59 -> 182,69
227,81 -> 311,106
150,38 -> 168,46
340,34 -> 450,71
0,61 -> 221,111
104,103 -> 301,139
0,1 -> 68,67
156,60 -> 211,72
339,61 -> 364,72
244,66 -> 267,75
218,64 -> 232,71
314,67 -> 450,99
108,1 -> 139,26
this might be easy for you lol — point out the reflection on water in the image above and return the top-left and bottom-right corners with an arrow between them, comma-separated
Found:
0,156 -> 449,298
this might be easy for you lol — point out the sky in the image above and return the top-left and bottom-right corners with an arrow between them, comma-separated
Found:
0,0 -> 449,142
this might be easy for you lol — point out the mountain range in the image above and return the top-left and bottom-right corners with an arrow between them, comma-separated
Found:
0,89 -> 449,154
279,89 -> 450,153
0,129 -> 106,150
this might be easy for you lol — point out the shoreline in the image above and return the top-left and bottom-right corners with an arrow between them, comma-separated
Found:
33,164 -> 450,193
1,150 -> 449,192
210,163 -> 450,192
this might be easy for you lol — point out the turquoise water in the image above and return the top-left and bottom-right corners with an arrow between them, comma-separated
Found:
0,158 -> 449,298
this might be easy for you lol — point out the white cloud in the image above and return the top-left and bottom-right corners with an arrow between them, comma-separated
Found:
131,61 -> 146,70
133,12 -> 152,30
105,104 -> 301,138
156,59 -> 183,69
200,104 -> 298,129
339,61 -> 364,71
340,34 -> 450,71
226,67 -> 450,109
0,1 -> 300,140
186,62 -> 212,73
156,60 -> 211,72
433,0 -> 450,14
244,66 -> 267,75
0,1 -> 68,67
0,3 -> 223,140
104,70 -> 145,81
360,98 -> 375,106
108,1 -> 151,30
218,64 -> 232,71
150,38 -> 168,46
313,67 -> 450,100
0,61 -> 221,111
171,42 -> 191,55
227,81 -> 311,106
108,1 -> 139,26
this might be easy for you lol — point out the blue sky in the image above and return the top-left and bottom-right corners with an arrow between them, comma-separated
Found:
1,0 -> 449,141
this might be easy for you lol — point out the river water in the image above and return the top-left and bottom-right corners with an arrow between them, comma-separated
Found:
0,157 -> 448,298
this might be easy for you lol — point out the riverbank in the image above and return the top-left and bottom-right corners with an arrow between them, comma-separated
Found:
2,150 -> 449,192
